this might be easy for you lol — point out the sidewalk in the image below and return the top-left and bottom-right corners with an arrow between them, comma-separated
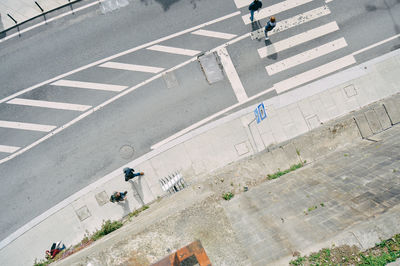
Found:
0,0 -> 70,31
1,45 -> 400,265
55,121 -> 400,265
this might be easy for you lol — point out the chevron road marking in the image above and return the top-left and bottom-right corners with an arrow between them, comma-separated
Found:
99,62 -> 165,73
51,80 -> 127,92
147,45 -> 201,56
7,98 -> 92,111
0,120 -> 56,132
191,29 -> 237,40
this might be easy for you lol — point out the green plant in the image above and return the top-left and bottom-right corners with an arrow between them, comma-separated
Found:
128,205 -> 149,218
91,220 -> 123,241
290,256 -> 305,265
307,206 -> 318,212
320,203 -> 325,207
222,192 -> 234,201
33,258 -> 52,266
344,153 -> 349,157
267,163 -> 303,180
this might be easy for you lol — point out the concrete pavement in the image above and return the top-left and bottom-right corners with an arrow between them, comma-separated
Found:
53,91 -> 400,265
1,40 -> 400,265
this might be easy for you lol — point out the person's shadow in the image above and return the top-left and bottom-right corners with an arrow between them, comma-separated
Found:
264,38 -> 278,60
117,198 -> 131,215
129,176 -> 145,206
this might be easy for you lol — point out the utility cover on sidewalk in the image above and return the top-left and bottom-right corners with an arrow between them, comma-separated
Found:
198,52 -> 224,84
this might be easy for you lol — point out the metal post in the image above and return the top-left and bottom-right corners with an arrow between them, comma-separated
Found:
247,117 -> 258,153
68,0 -> 75,14
35,1 -> 47,23
7,14 -> 20,37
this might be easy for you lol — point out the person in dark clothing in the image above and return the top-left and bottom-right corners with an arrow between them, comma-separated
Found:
110,191 -> 128,203
45,241 -> 65,259
249,0 -> 262,22
265,16 -> 276,39
123,167 -> 144,182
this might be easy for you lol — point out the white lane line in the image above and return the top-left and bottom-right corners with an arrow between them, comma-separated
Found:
0,120 -> 56,132
274,55 -> 356,93
326,0 -> 333,3
217,47 -> 248,103
267,6 -> 331,37
0,1 -> 99,44
258,21 -> 339,58
242,0 -> 313,25
51,80 -> 127,92
352,33 -> 400,56
266,38 -> 348,75
0,11 -> 241,105
191,29 -> 237,40
7,98 -> 92,111
99,62 -> 164,73
0,145 -> 20,153
234,0 -> 252,8
147,45 -> 201,56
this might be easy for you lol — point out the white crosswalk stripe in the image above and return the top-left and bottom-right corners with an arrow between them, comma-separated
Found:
7,98 -> 92,111
233,0 -> 252,9
267,6 -> 331,37
266,38 -> 348,75
99,62 -> 165,73
258,21 -> 339,58
51,80 -> 127,92
0,120 -> 57,132
147,45 -> 201,56
242,0 -> 314,25
0,145 -> 20,153
274,55 -> 356,93
191,29 -> 237,40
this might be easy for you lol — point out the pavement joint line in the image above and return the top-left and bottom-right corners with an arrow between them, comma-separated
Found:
0,10 -> 241,105
0,1 -> 99,44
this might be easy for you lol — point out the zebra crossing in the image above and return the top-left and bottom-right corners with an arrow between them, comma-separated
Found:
0,12 -> 242,160
234,0 -> 356,93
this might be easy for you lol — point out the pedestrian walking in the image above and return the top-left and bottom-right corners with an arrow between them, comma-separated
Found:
264,16 -> 276,39
249,0 -> 262,22
110,191 -> 128,203
123,167 -> 144,182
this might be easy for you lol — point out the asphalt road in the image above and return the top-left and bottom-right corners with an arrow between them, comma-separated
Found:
0,0 -> 399,242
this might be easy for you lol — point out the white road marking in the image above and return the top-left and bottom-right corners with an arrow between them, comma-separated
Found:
326,0 -> 333,3
0,120 -> 56,132
0,11 -> 241,105
242,0 -> 313,25
191,29 -> 237,40
217,47 -> 248,103
266,38 -> 348,75
234,0 -> 253,9
258,21 -> 339,58
147,45 -> 201,56
0,145 -> 20,153
99,62 -> 164,73
352,33 -> 400,56
51,80 -> 127,92
0,1 -> 99,44
267,6 -> 331,37
274,55 -> 356,93
7,98 -> 91,111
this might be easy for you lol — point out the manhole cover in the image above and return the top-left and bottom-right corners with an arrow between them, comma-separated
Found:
120,145 -> 134,159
